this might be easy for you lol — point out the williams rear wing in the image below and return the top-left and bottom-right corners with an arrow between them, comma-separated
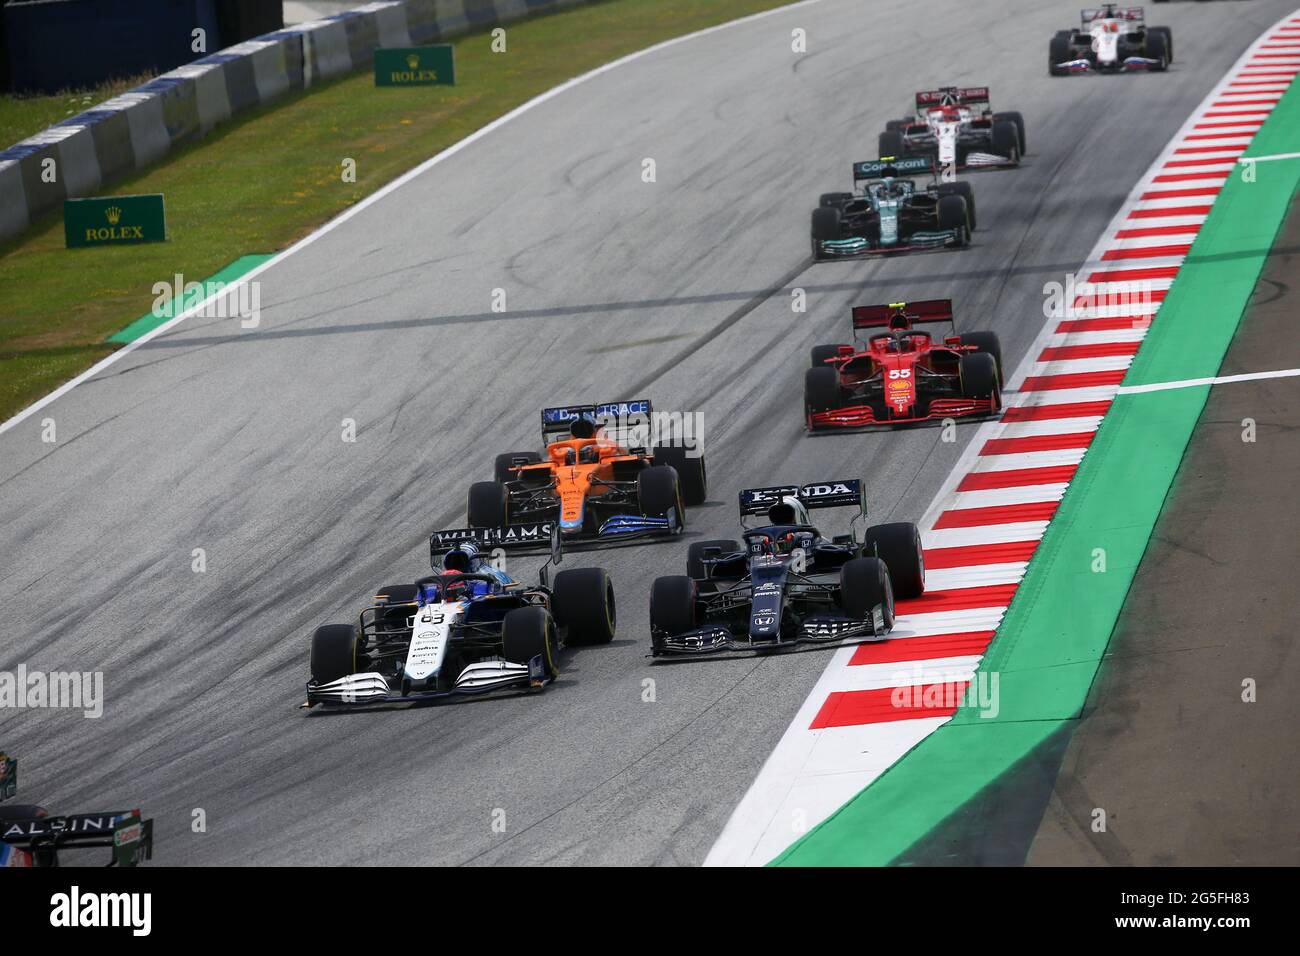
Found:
853,156 -> 932,182
1,810 -> 153,866
739,479 -> 866,517
852,299 -> 954,332
541,399 -> 652,445
431,524 -> 553,555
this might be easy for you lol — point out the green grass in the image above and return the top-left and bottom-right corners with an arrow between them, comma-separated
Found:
0,75 -> 155,148
0,0 -> 791,422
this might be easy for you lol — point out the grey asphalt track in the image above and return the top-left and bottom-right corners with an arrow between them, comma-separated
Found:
2,0 -> 1295,866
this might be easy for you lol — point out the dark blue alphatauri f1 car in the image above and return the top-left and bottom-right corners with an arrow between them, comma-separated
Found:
648,479 -> 926,657
304,535 -> 615,707
811,156 -> 975,260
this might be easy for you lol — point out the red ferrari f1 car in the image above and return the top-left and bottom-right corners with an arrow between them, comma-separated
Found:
804,299 -> 1003,430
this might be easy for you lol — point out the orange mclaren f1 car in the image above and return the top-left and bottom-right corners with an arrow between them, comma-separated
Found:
441,401 -> 707,549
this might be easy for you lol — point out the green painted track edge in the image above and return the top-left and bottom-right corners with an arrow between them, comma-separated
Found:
772,74 -> 1300,868
106,254 -> 275,344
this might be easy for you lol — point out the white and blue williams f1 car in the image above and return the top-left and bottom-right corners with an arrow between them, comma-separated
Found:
648,479 -> 926,657
304,535 -> 615,707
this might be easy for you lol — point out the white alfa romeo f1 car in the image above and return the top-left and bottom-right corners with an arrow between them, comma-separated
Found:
879,86 -> 1025,170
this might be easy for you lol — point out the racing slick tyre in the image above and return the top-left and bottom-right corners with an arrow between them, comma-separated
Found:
839,557 -> 895,632
959,352 -> 999,402
650,575 -> 698,641
936,181 -> 977,231
860,521 -> 926,600
805,366 -> 842,415
494,450 -> 541,483
1145,28 -> 1170,71
1049,34 -> 1072,76
810,343 -> 849,368
637,465 -> 685,526
958,331 -> 1004,387
878,129 -> 906,159
993,110 -> 1026,155
311,624 -> 361,684
686,539 -> 740,582
990,120 -> 1020,165
811,206 -> 841,240
552,567 -> 616,645
818,191 -> 852,208
467,480 -> 509,527
937,195 -> 971,246
653,445 -> 707,506
885,119 -> 907,133
1151,27 -> 1173,64
501,606 -> 558,679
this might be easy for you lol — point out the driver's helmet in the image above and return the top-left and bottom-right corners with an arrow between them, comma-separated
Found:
442,541 -> 479,573
578,444 -> 599,464
569,417 -> 596,440
767,495 -> 811,527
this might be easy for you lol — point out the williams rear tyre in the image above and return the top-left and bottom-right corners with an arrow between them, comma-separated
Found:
860,521 -> 926,600
501,606 -> 557,678
839,557 -> 895,632
311,624 -> 360,684
552,566 -> 616,645
467,480 -> 509,528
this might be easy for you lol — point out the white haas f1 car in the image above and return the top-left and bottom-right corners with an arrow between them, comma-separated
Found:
1050,5 -> 1172,75
880,87 -> 1025,170
304,534 -> 615,707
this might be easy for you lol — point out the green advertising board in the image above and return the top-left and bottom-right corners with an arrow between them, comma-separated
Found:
64,194 -> 166,248
374,45 -> 455,86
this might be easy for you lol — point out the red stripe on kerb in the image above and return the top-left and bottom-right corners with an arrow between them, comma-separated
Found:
1211,99 -> 1280,108
848,632 -> 995,666
1202,110 -> 1274,119
1173,145 -> 1245,155
933,501 -> 1058,529
955,465 -> 1078,491
1192,120 -> 1263,129
1055,315 -> 1151,333
1152,171 -> 1229,184
1039,340 -> 1139,362
998,402 -> 1111,423
1128,204 -> 1211,218
1101,243 -> 1191,259
1140,186 -> 1221,200
897,584 -> 1018,615
1072,290 -> 1164,309
1162,156 -> 1238,168
1086,264 -> 1180,280
924,540 -> 1040,568
1021,369 -> 1127,391
809,683 -> 970,728
1114,224 -> 1198,239
980,432 -> 1093,456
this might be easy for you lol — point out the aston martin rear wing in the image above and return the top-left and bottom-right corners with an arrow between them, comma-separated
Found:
853,155 -> 933,182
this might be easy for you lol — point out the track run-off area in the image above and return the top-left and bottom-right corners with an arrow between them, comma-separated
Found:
2,0 -> 1296,865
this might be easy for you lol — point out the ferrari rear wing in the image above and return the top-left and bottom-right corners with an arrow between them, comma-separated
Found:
738,479 -> 866,517
541,399 -> 652,443
853,155 -> 932,182
915,86 -> 989,109
852,299 -> 954,331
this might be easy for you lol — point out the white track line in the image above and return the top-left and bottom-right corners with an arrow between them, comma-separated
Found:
1117,367 -> 1300,394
